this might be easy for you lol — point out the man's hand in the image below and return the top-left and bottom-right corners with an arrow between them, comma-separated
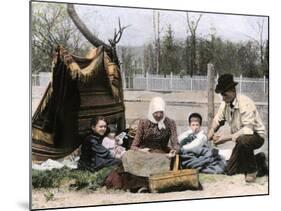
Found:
213,134 -> 233,145
208,128 -> 215,141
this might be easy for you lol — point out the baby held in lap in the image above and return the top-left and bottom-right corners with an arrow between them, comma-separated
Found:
102,126 -> 126,159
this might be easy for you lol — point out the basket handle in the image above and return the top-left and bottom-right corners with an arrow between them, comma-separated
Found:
172,154 -> 180,171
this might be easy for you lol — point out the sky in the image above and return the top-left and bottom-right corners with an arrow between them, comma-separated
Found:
73,4 -> 269,46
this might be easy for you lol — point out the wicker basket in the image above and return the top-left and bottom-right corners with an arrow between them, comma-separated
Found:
148,155 -> 199,193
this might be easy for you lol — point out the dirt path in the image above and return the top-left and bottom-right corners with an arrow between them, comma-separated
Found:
32,174 -> 268,209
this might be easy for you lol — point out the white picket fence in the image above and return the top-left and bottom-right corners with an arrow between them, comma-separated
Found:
123,72 -> 268,94
32,72 -> 268,94
32,72 -> 51,87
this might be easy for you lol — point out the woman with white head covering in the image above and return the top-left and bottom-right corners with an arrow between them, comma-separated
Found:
131,96 -> 179,153
147,96 -> 166,130
105,97 -> 179,192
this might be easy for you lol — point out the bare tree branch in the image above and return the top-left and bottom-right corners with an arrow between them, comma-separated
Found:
38,30 -> 55,47
186,13 -> 203,35
186,13 -> 192,34
194,14 -> 202,31
243,34 -> 260,44
108,18 -> 130,48
244,18 -> 267,66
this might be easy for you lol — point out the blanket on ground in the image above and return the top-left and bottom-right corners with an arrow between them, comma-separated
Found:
180,145 -> 226,174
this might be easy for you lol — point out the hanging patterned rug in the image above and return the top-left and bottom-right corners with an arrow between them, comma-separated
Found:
32,46 -> 125,161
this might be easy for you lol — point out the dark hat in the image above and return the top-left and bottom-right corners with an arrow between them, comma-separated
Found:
215,74 -> 238,94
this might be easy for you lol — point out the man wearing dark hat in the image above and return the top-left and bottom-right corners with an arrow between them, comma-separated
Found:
208,74 -> 266,182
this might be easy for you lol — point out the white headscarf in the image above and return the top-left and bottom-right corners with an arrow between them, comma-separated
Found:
147,97 -> 166,130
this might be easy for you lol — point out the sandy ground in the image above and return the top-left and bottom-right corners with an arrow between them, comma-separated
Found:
32,174 -> 268,209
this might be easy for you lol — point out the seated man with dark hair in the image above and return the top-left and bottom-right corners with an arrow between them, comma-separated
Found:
208,74 -> 266,182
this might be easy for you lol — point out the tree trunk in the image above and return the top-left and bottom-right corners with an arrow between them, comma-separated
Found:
186,13 -> 202,77
153,11 -> 161,74
191,35 -> 196,77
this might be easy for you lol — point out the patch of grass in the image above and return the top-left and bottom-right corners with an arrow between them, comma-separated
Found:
44,190 -> 55,201
32,166 -> 116,190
